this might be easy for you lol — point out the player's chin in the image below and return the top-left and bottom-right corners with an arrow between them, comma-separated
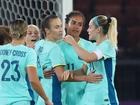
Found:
57,36 -> 63,40
89,35 -> 93,40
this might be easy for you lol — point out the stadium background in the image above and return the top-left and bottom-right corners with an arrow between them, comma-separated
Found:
0,0 -> 140,104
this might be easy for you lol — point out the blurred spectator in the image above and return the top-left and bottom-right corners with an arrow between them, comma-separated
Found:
0,25 -> 11,45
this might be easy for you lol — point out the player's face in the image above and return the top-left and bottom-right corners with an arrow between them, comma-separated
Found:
87,20 -> 99,41
49,18 -> 63,41
66,16 -> 83,37
26,27 -> 40,42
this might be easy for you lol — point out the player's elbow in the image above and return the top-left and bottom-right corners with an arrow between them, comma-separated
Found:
84,54 -> 97,63
85,59 -> 92,63
84,57 -> 94,63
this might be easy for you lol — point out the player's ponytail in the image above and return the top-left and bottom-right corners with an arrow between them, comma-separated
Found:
92,15 -> 118,50
107,17 -> 118,49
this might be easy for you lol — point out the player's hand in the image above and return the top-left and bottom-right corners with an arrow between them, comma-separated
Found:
43,70 -> 55,79
61,70 -> 70,81
86,73 -> 103,83
81,64 -> 88,74
63,35 -> 77,46
45,100 -> 53,105
61,71 -> 73,81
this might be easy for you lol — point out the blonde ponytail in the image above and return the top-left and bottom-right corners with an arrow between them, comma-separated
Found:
107,17 -> 118,50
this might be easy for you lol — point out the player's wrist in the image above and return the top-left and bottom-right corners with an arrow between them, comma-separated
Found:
44,96 -> 49,103
85,76 -> 88,82
72,42 -> 78,47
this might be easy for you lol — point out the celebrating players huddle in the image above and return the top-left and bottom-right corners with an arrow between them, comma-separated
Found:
0,11 -> 119,105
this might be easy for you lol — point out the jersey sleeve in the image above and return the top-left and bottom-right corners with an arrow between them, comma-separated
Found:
26,48 -> 37,68
49,45 -> 66,68
97,41 -> 116,60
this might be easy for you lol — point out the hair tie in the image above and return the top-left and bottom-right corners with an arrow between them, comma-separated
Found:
92,16 -> 99,27
107,17 -> 111,24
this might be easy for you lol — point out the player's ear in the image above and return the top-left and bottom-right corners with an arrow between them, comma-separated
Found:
96,26 -> 102,33
45,28 -> 50,34
65,23 -> 68,29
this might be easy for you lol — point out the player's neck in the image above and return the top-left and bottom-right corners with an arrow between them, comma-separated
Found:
11,39 -> 25,46
73,36 -> 80,43
45,37 -> 57,42
96,35 -> 107,45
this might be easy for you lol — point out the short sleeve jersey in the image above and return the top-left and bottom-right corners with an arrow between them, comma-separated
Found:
35,39 -> 66,105
84,40 -> 119,105
0,44 -> 37,104
58,38 -> 95,105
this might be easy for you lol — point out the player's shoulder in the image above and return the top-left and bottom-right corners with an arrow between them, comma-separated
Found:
57,39 -> 66,45
0,43 -> 10,48
35,39 -> 45,46
98,40 -> 116,57
57,39 -> 72,49
79,38 -> 95,49
36,39 -> 61,53
98,40 -> 113,50
38,39 -> 58,46
20,45 -> 36,55
80,38 -> 93,45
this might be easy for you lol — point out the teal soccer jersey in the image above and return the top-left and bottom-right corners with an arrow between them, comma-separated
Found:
0,44 -> 37,105
58,38 -> 94,105
35,39 -> 66,105
80,40 -> 119,105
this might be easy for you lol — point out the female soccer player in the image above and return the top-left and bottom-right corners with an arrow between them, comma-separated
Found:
64,15 -> 119,105
0,19 -> 53,105
25,24 -> 40,48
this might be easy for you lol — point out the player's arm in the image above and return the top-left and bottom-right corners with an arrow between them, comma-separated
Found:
43,69 -> 55,79
53,65 -> 102,83
27,66 -> 53,105
64,35 -> 103,63
70,72 -> 103,83
68,63 -> 87,76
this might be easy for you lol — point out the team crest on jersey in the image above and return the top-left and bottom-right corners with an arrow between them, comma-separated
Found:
38,46 -> 43,53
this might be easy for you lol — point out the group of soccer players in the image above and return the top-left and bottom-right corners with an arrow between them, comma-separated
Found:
0,10 -> 119,105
